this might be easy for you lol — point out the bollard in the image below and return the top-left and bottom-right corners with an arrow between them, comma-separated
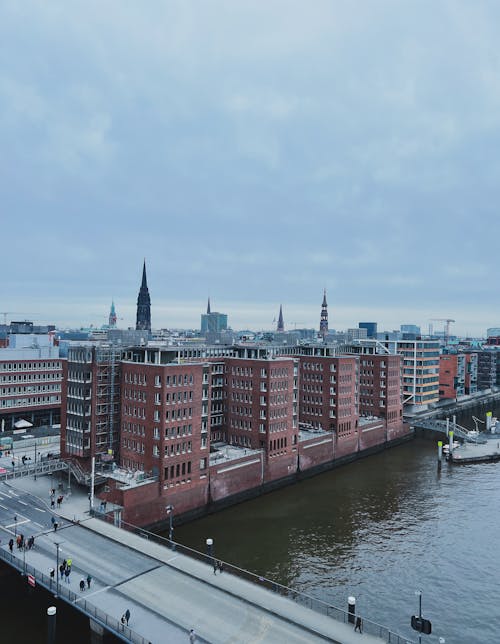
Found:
449,431 -> 454,456
437,441 -> 443,470
348,596 -> 356,624
47,606 -> 56,644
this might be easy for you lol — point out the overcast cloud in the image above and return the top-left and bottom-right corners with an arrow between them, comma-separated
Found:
1,1 -> 500,335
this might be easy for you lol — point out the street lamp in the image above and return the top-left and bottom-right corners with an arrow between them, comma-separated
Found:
166,505 -> 174,548
54,541 -> 60,598
415,590 -> 422,644
206,538 -> 214,567
14,515 -> 17,537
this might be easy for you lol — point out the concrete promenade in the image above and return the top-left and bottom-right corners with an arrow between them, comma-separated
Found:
3,474 -> 397,644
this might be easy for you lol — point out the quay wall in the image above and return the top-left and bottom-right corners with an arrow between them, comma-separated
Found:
108,422 -> 413,530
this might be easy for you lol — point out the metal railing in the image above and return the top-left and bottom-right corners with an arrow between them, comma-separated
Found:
98,513 -> 415,644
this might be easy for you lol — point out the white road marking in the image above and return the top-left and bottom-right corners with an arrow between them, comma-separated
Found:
33,522 -> 44,528
5,519 -> 29,528
34,507 -> 46,513
18,500 -> 28,506
0,504 -> 8,510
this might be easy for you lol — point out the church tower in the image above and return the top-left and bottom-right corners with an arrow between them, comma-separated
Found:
136,260 -> 151,332
319,289 -> 328,340
277,305 -> 285,333
108,300 -> 117,328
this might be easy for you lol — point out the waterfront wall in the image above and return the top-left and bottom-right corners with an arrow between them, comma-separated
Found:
101,421 -> 413,529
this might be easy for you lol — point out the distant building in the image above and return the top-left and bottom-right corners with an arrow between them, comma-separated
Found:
200,299 -> 228,335
486,328 -> 500,338
136,261 -> 151,332
109,301 -> 117,328
276,305 -> 285,333
476,351 -> 497,390
397,338 -> 440,410
319,290 -> 329,340
0,327 -> 62,430
438,352 -> 478,398
359,322 -> 377,338
348,328 -> 368,341
400,325 -> 421,336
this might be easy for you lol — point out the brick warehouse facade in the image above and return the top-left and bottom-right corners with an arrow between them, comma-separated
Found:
61,343 -> 409,526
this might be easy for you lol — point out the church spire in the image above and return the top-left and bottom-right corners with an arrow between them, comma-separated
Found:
277,305 -> 285,333
319,289 -> 328,340
109,300 -> 117,328
207,297 -> 211,314
136,261 -> 151,332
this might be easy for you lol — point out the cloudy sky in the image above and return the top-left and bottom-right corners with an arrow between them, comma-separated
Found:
1,1 -> 499,335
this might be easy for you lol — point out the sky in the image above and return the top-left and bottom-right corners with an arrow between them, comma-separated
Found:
1,1 -> 500,336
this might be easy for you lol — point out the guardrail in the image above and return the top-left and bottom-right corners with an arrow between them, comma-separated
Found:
98,513 -> 415,644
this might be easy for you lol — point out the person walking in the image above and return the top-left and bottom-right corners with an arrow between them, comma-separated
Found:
59,564 -> 65,580
354,616 -> 363,633
79,579 -> 85,591
217,560 -> 224,574
189,628 -> 197,643
124,609 -> 130,625
8,538 -> 13,552
86,574 -> 92,589
213,559 -> 218,575
64,567 -> 71,584
53,521 -> 58,532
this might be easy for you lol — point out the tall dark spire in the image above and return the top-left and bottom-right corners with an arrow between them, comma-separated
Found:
277,305 -> 284,333
207,297 -> 211,314
319,289 -> 328,340
136,260 -> 151,332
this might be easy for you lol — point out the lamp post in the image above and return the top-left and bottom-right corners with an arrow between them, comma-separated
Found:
415,590 -> 422,644
206,537 -> 214,568
54,541 -> 60,598
14,515 -> 17,537
166,505 -> 174,548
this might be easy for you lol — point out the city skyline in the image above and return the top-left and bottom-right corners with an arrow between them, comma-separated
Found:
2,2 -> 500,336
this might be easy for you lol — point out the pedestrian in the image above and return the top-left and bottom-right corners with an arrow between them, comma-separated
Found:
16,535 -> 21,549
49,568 -> 55,581
86,574 -> 92,588
125,609 -> 130,625
53,521 -> 58,532
50,499 -> 55,508
59,564 -> 65,580
51,516 -> 55,527
217,560 -> 224,574
79,579 -> 85,591
354,616 -> 362,633
67,558 -> 72,568
62,559 -> 67,570
121,615 -> 125,626
64,567 -> 71,584
8,538 -> 13,552
11,460 -> 14,468
189,628 -> 196,643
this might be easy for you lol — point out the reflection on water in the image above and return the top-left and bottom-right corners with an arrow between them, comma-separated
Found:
176,417 -> 500,643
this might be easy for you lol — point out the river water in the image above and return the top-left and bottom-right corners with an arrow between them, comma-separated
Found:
176,408 -> 500,644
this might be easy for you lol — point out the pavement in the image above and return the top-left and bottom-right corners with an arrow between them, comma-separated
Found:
1,471 -> 394,644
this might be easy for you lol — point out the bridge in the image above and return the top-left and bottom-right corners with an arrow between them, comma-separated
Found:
411,418 -> 488,444
0,473 -> 414,644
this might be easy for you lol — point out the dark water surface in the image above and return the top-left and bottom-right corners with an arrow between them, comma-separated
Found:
176,416 -> 500,643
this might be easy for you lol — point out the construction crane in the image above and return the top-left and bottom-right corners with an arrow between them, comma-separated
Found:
0,312 -> 26,325
429,318 -> 456,343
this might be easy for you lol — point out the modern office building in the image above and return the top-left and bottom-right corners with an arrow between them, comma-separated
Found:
0,326 -> 62,430
200,299 -> 228,335
359,322 -> 377,338
397,338 -> 440,409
